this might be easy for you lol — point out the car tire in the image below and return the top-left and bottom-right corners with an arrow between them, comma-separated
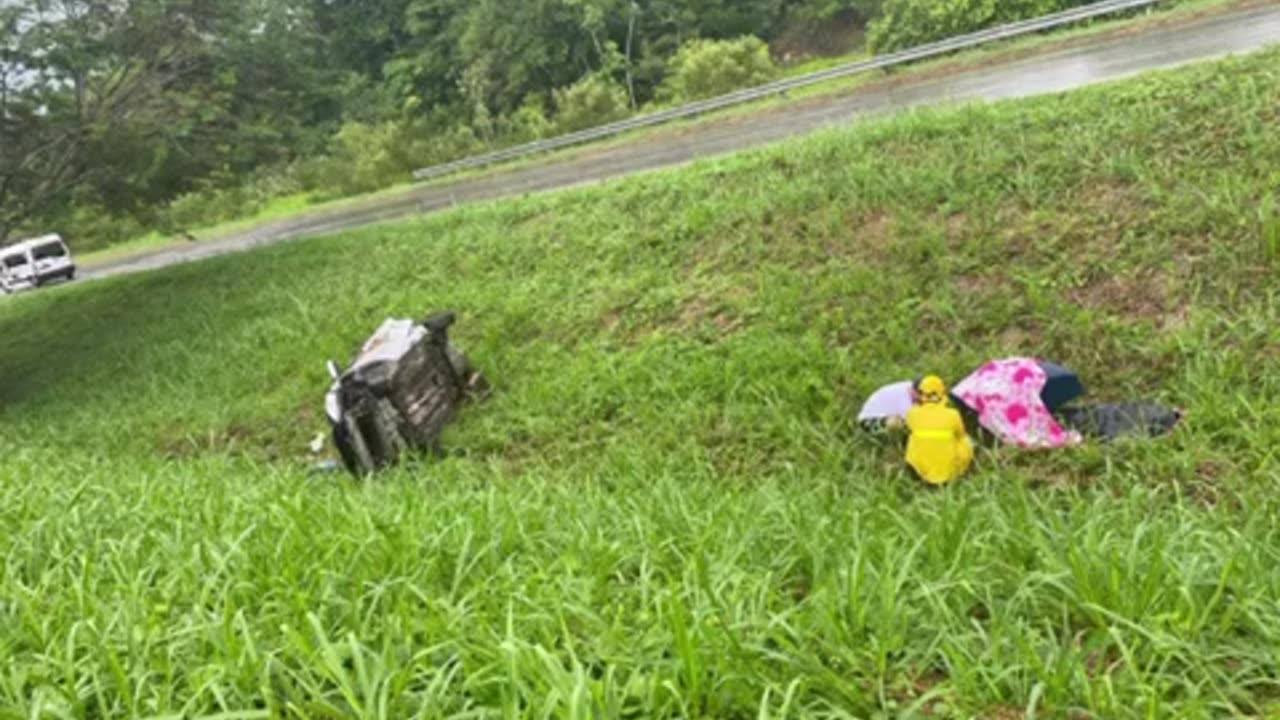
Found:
332,418 -> 365,476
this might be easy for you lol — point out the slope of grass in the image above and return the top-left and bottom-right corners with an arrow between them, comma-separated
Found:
75,0 -> 1266,272
2,48 -> 1279,718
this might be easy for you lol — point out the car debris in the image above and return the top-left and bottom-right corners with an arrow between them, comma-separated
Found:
323,311 -> 487,476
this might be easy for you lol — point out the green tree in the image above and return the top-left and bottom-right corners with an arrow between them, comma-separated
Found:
384,0 -> 469,114
868,0 -> 1091,53
0,0 -> 229,240
553,72 -> 630,132
455,0 -> 605,115
2,0 -> 906,249
659,35 -> 776,103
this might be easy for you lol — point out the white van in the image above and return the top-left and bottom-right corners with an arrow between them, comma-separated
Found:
1,234 -> 76,294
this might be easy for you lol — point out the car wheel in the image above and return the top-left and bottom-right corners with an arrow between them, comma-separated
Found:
334,415 -> 378,477
332,419 -> 363,476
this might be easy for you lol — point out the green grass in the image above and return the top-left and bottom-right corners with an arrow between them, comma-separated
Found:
77,193 -> 322,269
766,0 -> 1260,104
779,50 -> 873,79
77,0 -> 1262,272
74,229 -> 186,268
2,48 -> 1280,718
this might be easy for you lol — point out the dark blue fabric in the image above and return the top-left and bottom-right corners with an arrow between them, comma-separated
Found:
1037,360 -> 1085,410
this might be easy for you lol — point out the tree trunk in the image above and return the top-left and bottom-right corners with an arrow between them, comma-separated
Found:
625,4 -> 637,110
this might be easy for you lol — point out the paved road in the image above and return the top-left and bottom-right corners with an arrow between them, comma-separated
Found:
85,4 -> 1280,282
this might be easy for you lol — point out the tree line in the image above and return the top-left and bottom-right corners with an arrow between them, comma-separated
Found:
2,0 -> 1102,249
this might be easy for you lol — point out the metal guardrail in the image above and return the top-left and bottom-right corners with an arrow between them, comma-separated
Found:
413,0 -> 1161,181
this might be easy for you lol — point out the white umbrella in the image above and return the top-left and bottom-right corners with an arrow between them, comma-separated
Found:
857,381 -> 915,427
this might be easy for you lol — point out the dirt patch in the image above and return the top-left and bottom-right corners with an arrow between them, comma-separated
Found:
1197,459 -> 1232,481
997,208 -> 1040,258
1082,640 -> 1124,678
677,297 -> 714,330
856,210 -> 896,244
953,271 -> 1013,298
998,326 -> 1035,349
945,212 -> 969,242
1160,304 -> 1191,332
683,237 -> 755,276
1066,271 -> 1175,321
783,572 -> 812,602
996,178 -> 1153,257
679,204 -> 899,278
675,292 -> 750,337
880,669 -> 952,716
600,287 -> 752,343
1074,177 -> 1150,215
1187,458 -> 1239,507
818,209 -> 898,264
988,706 -> 1025,720
601,308 -> 623,332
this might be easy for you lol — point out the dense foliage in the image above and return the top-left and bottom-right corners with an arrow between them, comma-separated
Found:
869,0 -> 1100,52
0,0 -> 884,249
659,36 -> 776,102
1,0 -> 1170,250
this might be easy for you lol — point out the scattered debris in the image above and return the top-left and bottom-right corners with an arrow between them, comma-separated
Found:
309,459 -> 342,475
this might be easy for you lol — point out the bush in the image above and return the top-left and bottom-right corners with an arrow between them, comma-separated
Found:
499,95 -> 554,143
164,188 -> 242,232
552,74 -> 631,133
296,121 -> 435,198
868,0 -> 1095,53
159,166 -> 304,233
292,156 -> 343,200
329,122 -> 414,196
422,123 -> 485,166
659,36 -> 776,104
294,117 -> 488,200
55,203 -> 147,252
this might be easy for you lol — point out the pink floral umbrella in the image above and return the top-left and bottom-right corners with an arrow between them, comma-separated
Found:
952,358 -> 1082,449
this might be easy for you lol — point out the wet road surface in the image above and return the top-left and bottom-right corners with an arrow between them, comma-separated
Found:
84,4 -> 1280,282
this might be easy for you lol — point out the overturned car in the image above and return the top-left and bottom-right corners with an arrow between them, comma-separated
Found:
324,311 -> 486,476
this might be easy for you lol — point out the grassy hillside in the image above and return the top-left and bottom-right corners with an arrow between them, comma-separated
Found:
1,48 -> 1278,718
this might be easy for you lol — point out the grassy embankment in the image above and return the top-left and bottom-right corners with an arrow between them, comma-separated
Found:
2,48 -> 1279,718
75,0 -> 1264,272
